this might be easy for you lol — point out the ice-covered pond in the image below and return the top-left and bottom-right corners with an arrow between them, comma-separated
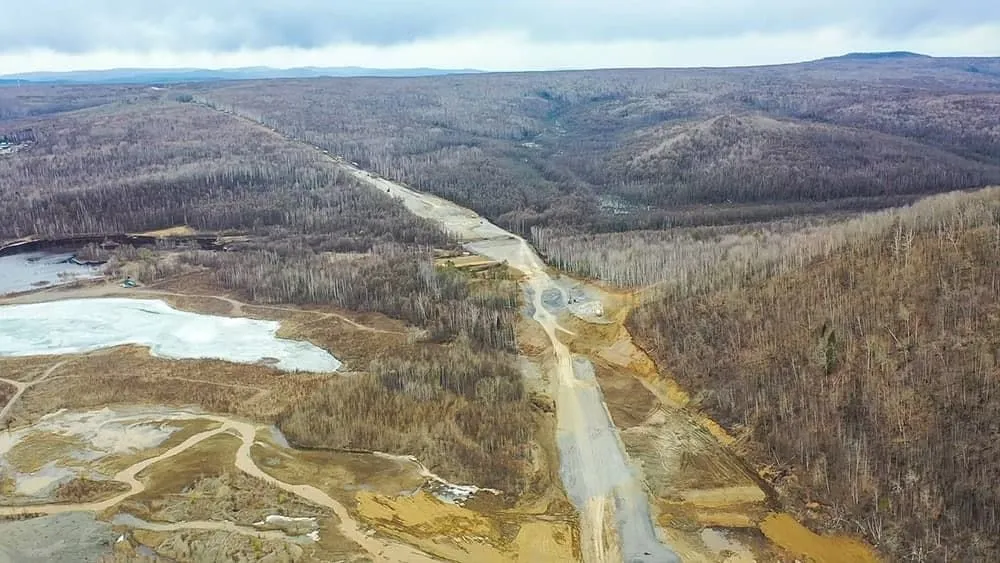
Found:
0,298 -> 341,372
0,252 -> 103,296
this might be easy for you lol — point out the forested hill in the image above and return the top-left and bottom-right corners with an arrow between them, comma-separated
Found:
629,187 -> 1000,561
174,55 -> 1000,233
3,55 -> 1000,234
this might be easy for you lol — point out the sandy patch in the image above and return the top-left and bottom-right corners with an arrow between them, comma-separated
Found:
513,521 -> 578,562
14,463 -> 77,496
679,486 -> 767,508
761,513 -> 879,563
135,226 -> 197,237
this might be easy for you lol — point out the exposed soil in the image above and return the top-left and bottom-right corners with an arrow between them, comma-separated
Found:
338,162 -> 682,562
1,115 -> 883,562
331,150 -> 880,563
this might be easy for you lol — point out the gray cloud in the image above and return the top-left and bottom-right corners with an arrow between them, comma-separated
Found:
4,0 -> 1000,53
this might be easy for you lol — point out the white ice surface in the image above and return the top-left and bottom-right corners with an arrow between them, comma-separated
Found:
0,298 -> 340,372
256,515 -> 319,527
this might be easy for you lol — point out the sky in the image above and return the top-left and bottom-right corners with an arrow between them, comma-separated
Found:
2,0 -> 999,74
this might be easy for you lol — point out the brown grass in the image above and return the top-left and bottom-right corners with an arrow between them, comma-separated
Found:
96,419 -> 223,475
4,432 -> 87,473
249,433 -> 425,503
55,478 -> 130,503
2,347 -> 320,428
0,380 -> 14,407
0,356 -> 60,382
124,433 -> 241,510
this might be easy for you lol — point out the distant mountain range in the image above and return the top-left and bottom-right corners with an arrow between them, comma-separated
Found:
0,66 -> 485,85
818,51 -> 932,61
1,52 -> 994,85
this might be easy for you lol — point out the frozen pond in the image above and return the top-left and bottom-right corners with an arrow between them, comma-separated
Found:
0,252 -> 102,296
0,298 -> 341,372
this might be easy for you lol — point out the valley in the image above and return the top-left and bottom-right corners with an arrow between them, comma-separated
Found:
0,126 -> 877,562
2,55 -> 999,562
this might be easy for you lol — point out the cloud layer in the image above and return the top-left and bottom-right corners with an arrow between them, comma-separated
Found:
2,0 -> 999,72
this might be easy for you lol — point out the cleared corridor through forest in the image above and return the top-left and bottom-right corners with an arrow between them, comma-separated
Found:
337,163 -> 680,563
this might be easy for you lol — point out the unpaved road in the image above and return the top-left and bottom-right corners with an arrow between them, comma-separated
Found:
0,360 -> 67,423
339,167 -> 679,562
0,411 -> 440,563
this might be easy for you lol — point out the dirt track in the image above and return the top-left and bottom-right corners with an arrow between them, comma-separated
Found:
0,411 -> 440,563
0,360 -> 67,423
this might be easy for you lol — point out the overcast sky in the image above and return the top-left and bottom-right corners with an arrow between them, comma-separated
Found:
2,0 -> 999,73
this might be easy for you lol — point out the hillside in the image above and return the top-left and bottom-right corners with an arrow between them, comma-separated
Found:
0,83 -> 144,120
629,188 -> 1000,562
0,100 -> 537,495
4,57 -> 1000,234
179,56 -> 1000,233
608,113 -> 1000,204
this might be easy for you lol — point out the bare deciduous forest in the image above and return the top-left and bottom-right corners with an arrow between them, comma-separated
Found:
4,55 -> 1000,558
190,55 -> 1000,236
0,83 -> 144,121
0,99 -> 534,493
0,101 -> 444,247
278,346 -> 535,493
630,187 -> 1000,562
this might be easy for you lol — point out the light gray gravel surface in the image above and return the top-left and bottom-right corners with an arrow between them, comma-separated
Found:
0,512 -> 116,563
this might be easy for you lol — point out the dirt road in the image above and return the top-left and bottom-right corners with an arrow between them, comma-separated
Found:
0,411 -> 440,563
338,167 -> 679,562
0,360 -> 67,423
